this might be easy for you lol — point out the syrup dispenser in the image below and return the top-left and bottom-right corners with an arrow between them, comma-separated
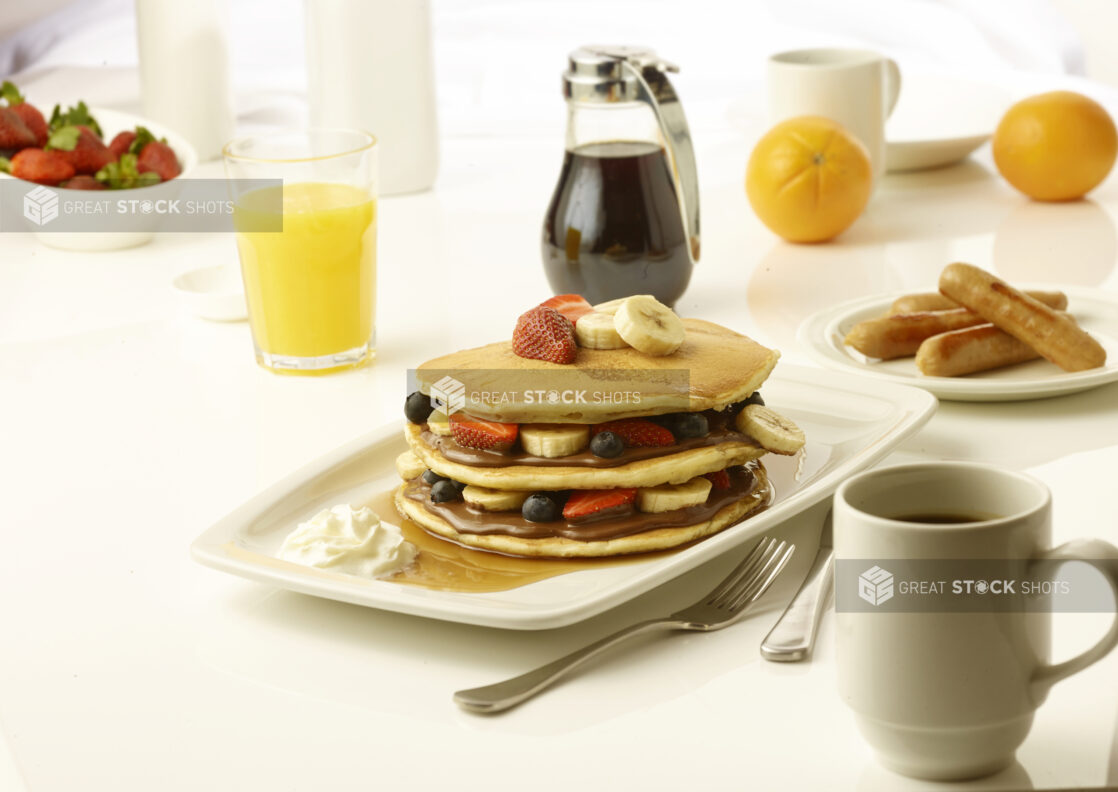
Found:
542,46 -> 700,307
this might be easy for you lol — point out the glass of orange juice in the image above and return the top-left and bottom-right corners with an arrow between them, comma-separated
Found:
223,129 -> 377,375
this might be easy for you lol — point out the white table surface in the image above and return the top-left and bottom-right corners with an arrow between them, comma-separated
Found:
3,117 -> 1118,791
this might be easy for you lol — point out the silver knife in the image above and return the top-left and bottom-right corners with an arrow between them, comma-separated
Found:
760,509 -> 833,662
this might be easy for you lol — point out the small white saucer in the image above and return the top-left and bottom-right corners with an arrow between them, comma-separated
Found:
172,264 -> 247,322
886,74 -> 1011,172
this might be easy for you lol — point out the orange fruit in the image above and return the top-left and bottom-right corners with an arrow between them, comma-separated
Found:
745,116 -> 872,243
992,90 -> 1117,202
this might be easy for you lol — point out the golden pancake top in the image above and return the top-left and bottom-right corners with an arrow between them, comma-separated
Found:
416,318 -> 779,423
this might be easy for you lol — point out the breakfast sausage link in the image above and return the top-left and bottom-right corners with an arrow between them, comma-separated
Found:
844,308 -> 986,360
916,324 -> 1040,376
888,289 -> 1068,315
939,263 -> 1106,372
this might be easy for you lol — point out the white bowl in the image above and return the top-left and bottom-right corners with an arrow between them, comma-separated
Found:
0,106 -> 199,251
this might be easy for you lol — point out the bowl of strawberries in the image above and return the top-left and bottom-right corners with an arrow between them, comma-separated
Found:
0,81 -> 198,251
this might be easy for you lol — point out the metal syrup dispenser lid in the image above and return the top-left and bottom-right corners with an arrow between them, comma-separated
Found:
563,45 -> 701,263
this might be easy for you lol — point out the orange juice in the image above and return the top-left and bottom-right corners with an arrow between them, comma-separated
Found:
234,182 -> 376,373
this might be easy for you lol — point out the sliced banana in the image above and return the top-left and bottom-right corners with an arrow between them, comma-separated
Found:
592,295 -> 653,316
395,450 -> 427,480
614,295 -> 686,356
574,311 -> 629,350
462,485 -> 532,512
520,424 -> 590,457
426,411 -> 453,436
637,476 -> 712,513
735,404 -> 805,455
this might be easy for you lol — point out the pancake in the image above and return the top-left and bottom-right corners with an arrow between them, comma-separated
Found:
415,318 -> 779,423
405,422 -> 765,489
394,463 -> 773,558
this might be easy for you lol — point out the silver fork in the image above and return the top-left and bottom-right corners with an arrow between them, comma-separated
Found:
454,536 -> 795,714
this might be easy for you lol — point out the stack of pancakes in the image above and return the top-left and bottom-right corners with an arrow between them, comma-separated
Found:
394,318 -> 804,558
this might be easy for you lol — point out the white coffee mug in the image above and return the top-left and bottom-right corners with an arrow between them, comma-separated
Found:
768,48 -> 901,184
834,462 -> 1118,781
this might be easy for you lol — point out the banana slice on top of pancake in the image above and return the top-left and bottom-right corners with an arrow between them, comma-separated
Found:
575,311 -> 629,349
614,295 -> 686,356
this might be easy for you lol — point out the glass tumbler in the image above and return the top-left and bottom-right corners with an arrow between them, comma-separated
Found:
223,129 -> 377,375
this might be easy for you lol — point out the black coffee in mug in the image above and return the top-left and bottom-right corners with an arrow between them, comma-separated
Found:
891,512 -> 999,524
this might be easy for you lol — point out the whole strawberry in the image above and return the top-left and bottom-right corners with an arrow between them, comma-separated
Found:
137,140 -> 180,181
6,148 -> 75,186
60,174 -> 106,190
1,82 -> 48,146
47,125 -> 114,175
0,107 -> 36,151
108,130 -> 136,159
512,305 -> 577,364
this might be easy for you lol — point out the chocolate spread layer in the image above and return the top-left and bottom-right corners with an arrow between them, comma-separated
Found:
403,463 -> 772,542
422,411 -> 757,469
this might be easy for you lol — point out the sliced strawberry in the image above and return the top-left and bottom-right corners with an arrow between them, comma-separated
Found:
512,305 -> 577,364
591,419 -> 674,448
704,470 -> 731,491
449,414 -> 519,452
562,488 -> 637,521
540,294 -> 593,325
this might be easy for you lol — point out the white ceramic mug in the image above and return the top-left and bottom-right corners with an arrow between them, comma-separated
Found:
767,48 -> 901,184
834,462 -> 1118,781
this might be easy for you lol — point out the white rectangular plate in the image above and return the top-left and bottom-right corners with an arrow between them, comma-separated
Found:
191,365 -> 936,629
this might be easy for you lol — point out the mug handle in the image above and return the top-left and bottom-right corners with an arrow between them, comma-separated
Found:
1029,538 -> 1118,704
883,59 -> 901,118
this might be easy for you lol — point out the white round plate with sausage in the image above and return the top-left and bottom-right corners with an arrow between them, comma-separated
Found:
797,286 -> 1118,402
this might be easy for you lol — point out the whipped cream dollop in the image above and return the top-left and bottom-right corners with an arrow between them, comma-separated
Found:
279,504 -> 417,578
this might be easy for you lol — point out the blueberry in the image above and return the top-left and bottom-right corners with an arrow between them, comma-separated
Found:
422,469 -> 446,485
430,480 -> 461,503
723,392 -> 764,416
669,412 -> 708,439
449,479 -> 467,492
405,391 -> 434,424
522,493 -> 560,523
590,431 -> 624,459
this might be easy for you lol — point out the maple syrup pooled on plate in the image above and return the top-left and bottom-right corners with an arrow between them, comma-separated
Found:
365,489 -> 626,593
542,141 -> 693,307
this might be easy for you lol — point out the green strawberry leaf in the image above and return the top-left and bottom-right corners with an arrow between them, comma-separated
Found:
46,125 -> 81,151
128,126 -> 160,155
95,153 -> 160,189
0,81 -> 24,105
48,100 -> 102,137
0,157 -> 10,174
